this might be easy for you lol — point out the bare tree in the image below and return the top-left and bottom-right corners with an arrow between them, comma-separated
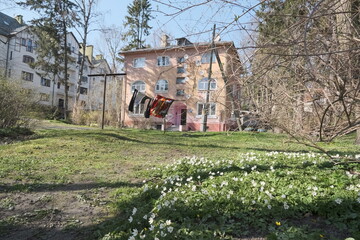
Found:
72,0 -> 99,123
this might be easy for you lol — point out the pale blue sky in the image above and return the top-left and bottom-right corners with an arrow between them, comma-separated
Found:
1,0 -> 259,54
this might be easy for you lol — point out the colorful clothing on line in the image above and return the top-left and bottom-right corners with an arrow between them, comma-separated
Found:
149,95 -> 174,118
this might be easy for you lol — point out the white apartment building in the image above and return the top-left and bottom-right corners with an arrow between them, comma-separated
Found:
0,12 -> 111,112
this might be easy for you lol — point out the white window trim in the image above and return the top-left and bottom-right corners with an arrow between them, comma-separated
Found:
130,103 -> 145,116
198,78 -> 217,91
131,81 -> 146,93
157,56 -> 170,66
155,79 -> 168,92
133,57 -> 146,68
196,102 -> 217,118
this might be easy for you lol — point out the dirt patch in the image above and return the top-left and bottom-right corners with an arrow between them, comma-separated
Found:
0,184 -> 112,240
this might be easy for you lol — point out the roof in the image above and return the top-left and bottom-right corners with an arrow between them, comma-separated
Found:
0,12 -> 26,37
119,41 -> 236,55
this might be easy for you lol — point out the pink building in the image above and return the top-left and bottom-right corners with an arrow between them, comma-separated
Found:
120,37 -> 242,131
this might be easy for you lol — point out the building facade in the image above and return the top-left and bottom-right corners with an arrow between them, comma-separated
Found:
120,36 -> 242,131
0,12 -> 111,112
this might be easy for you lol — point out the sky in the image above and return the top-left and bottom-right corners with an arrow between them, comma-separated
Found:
0,0 -> 259,55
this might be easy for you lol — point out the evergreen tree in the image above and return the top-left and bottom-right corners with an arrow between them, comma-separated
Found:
18,0 -> 78,120
123,0 -> 153,50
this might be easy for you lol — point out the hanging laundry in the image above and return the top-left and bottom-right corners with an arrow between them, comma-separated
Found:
149,95 -> 174,118
128,89 -> 138,112
129,89 -> 151,112
144,98 -> 153,118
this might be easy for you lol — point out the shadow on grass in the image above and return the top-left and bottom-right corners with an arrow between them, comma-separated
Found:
1,166 -> 359,240
0,181 -> 142,193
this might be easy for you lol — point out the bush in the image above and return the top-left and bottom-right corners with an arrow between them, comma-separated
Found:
0,78 -> 35,128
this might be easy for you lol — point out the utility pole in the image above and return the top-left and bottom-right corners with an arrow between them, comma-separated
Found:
88,73 -> 126,129
201,24 -> 216,132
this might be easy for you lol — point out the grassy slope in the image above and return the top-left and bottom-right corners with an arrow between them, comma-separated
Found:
0,127 -> 359,239
0,128 -> 358,186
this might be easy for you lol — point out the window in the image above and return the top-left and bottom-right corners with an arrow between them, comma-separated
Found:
177,67 -> 185,73
80,87 -> 88,95
198,77 -> 216,90
39,93 -> 50,102
155,79 -> 168,92
201,52 -> 216,64
21,38 -> 27,46
41,77 -> 51,87
23,55 -> 34,64
131,81 -> 145,92
176,89 -> 185,96
81,76 -> 88,83
176,77 -> 186,84
57,82 -> 61,89
157,56 -> 170,66
26,39 -> 33,52
58,99 -> 64,108
133,58 -> 145,68
133,103 -> 145,115
197,102 -> 216,116
177,56 -> 185,63
10,51 -> 12,60
22,71 -> 33,81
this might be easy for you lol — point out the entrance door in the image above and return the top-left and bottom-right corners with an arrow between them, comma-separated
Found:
180,109 -> 187,125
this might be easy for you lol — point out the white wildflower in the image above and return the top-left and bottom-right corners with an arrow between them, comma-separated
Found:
335,198 -> 342,204
128,216 -> 133,223
166,220 -> 172,225
132,207 -> 137,215
131,228 -> 138,236
267,205 -> 272,209
168,226 -> 174,233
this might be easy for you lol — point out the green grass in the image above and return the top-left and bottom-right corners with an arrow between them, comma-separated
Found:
0,126 -> 359,239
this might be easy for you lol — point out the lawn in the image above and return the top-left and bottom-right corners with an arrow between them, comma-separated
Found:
0,126 -> 359,239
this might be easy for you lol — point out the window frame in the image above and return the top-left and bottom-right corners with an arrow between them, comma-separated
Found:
201,52 -> 217,64
131,80 -> 146,93
132,103 -> 145,115
176,89 -> 185,96
80,87 -> 88,95
176,77 -> 186,84
40,77 -> 51,87
155,79 -> 169,92
197,102 -> 216,116
23,55 -> 34,64
157,56 -> 170,66
133,57 -> 146,68
22,71 -> 33,81
198,78 -> 217,91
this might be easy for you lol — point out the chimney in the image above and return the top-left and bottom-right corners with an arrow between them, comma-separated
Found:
15,15 -> 24,25
95,54 -> 103,60
160,34 -> 170,47
85,45 -> 94,62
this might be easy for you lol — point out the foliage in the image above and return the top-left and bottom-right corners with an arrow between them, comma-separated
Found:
0,78 -> 35,128
122,0 -> 153,50
247,0 -> 360,147
99,152 -> 360,239
18,0 -> 79,120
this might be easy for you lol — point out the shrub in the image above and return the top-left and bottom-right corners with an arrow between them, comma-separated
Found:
0,78 -> 35,128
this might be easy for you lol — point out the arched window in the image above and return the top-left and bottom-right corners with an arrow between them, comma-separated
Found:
155,79 -> 168,92
201,52 -> 216,64
198,78 -> 216,91
131,81 -> 145,92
